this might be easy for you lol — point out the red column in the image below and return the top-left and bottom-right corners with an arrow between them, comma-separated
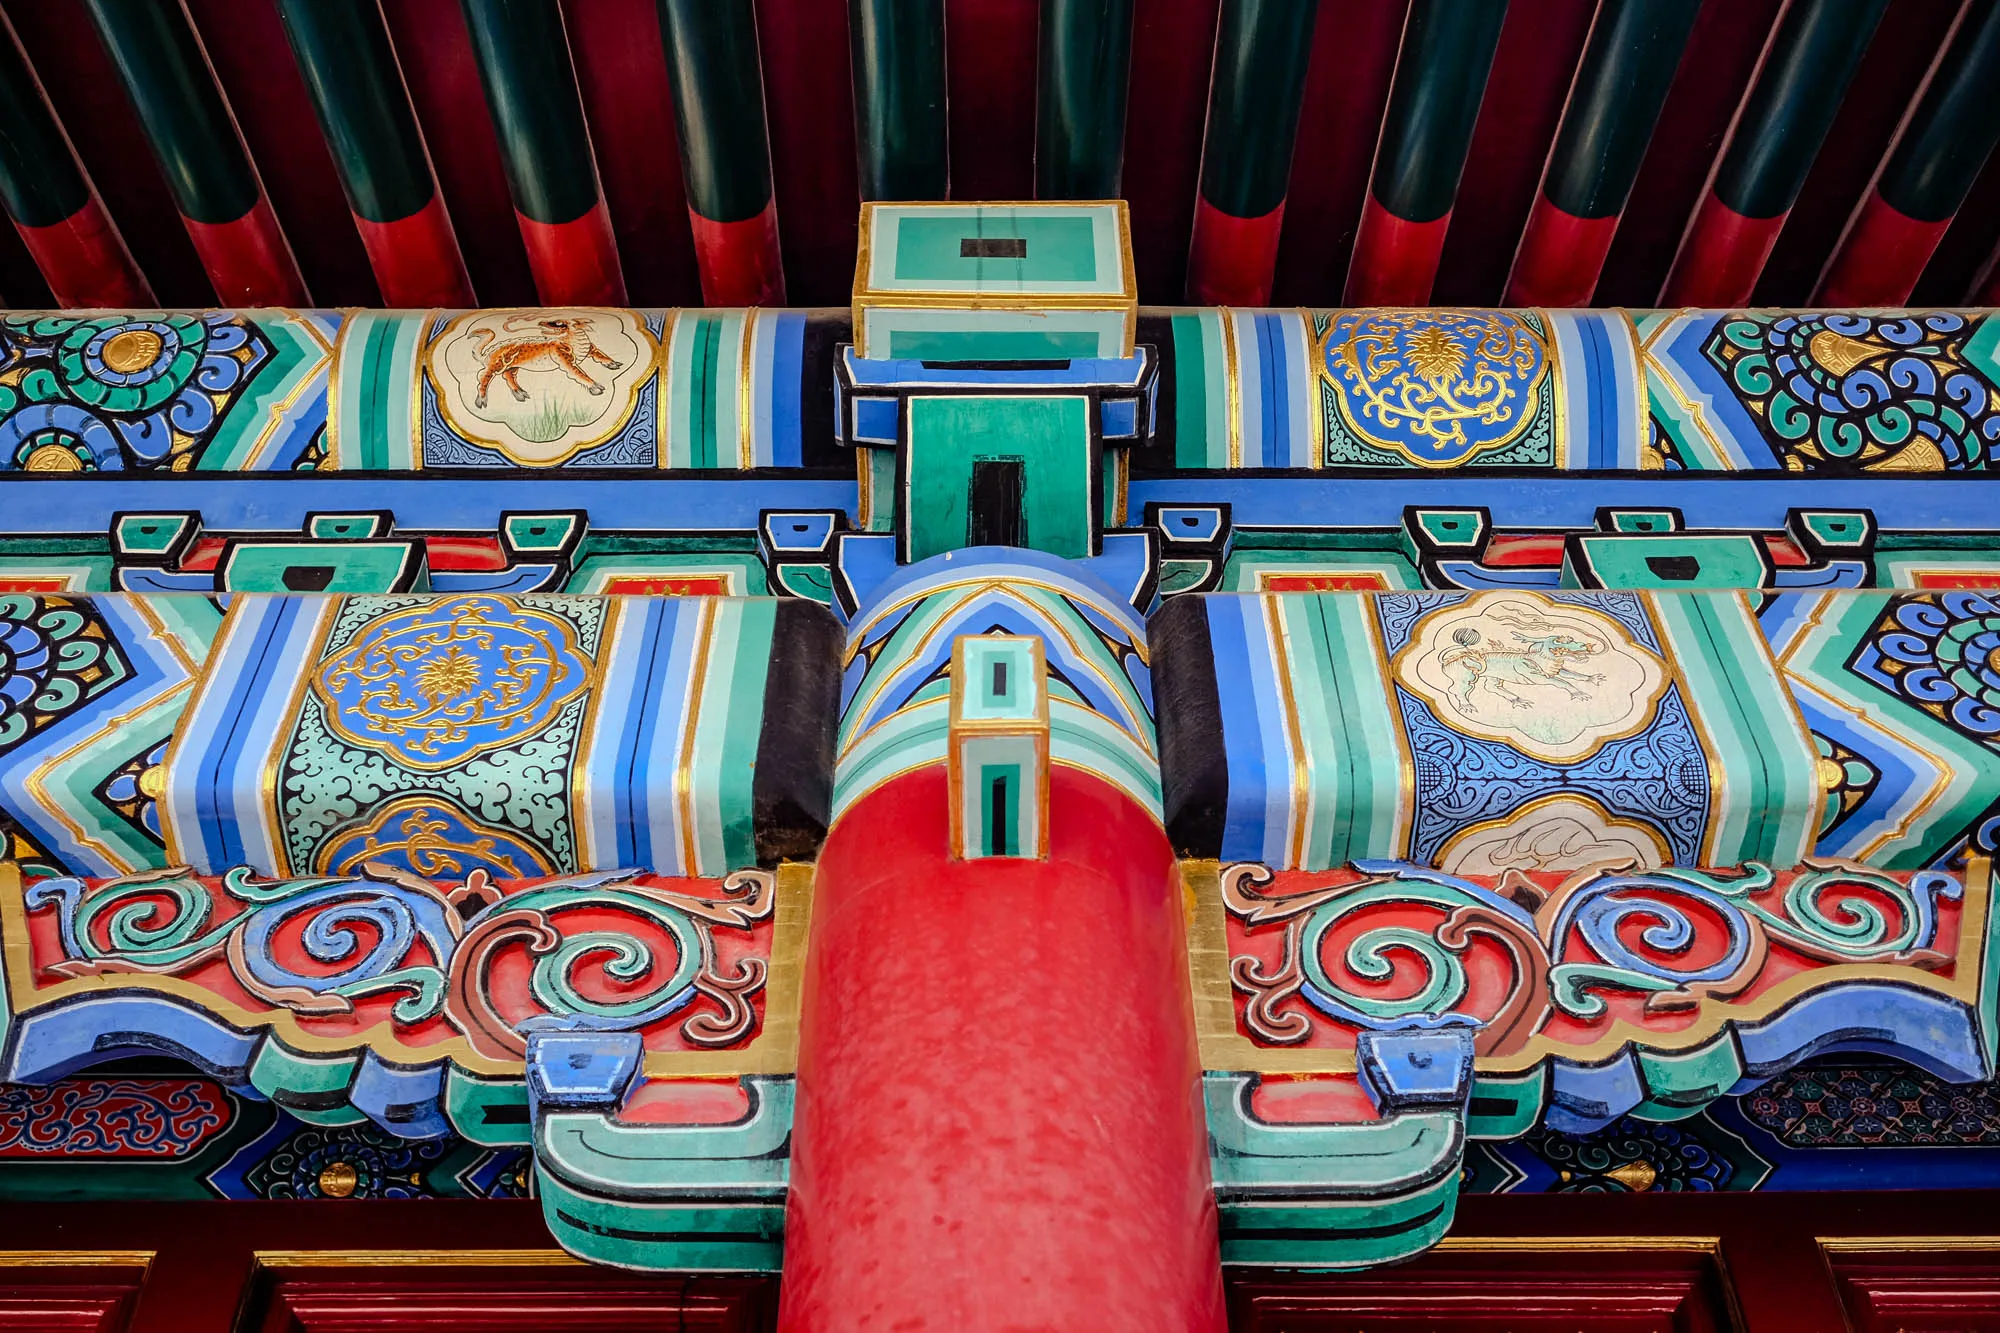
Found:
779,765 -> 1225,1332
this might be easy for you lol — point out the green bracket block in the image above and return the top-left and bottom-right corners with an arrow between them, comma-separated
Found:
1206,1073 -> 1466,1271
1560,534 -> 1772,590
304,512 -> 392,541
533,1076 -> 793,1273
446,1067 -> 533,1147
902,395 -> 1098,562
249,1039 -> 366,1128
1632,1035 -> 1746,1121
217,540 -> 428,593
1465,1067 -> 1547,1139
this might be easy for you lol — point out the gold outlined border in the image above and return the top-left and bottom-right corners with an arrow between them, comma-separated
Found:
418,309 -> 660,469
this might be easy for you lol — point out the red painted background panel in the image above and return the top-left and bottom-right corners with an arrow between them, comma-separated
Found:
946,0 -> 1038,205
756,0 -> 862,307
1269,0 -> 1406,306
1433,0 -> 1597,305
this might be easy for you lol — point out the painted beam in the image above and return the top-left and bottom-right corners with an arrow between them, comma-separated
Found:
847,0 -> 948,201
1035,0 -> 1134,200
82,0 -> 308,306
1818,0 -> 2000,306
274,0 -> 474,308
1661,0 -> 1888,307
1185,0 -> 1319,305
656,0 -> 786,306
1343,0 -> 1508,306
1504,0 -> 1699,307
0,12 -> 151,307
459,0 -> 626,305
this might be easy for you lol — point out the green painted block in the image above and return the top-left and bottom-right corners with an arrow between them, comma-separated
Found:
892,215 -> 1098,286
1466,1068 -> 1546,1138
305,513 -> 390,540
113,513 -> 197,557
883,325 -> 1111,361
218,541 -> 426,593
249,1039 -> 366,1128
445,1068 -> 532,1147
1562,534 -> 1770,589
1632,1036 -> 1744,1119
854,202 -> 1135,359
903,395 -> 1096,562
505,512 -> 580,553
536,1167 -> 784,1272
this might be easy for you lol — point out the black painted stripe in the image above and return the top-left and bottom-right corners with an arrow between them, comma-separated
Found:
1037,0 -> 1134,200
1197,0 -> 1319,220
752,598 -> 842,866
1714,0 -> 1887,220
657,0 -> 775,225
1878,0 -> 2000,223
0,16 -> 91,226
1150,594 -> 1228,860
849,0 -> 949,201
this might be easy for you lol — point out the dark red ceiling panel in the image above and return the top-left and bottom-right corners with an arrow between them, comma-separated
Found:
1432,0 -> 1596,306
563,0 -> 702,308
1269,0 -> 1407,307
1123,0 -> 1221,303
757,0 -> 863,307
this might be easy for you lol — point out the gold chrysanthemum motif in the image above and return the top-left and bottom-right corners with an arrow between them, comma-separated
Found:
416,646 -> 481,704
1405,325 -> 1465,384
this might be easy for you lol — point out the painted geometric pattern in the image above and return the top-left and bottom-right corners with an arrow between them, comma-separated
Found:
834,550 -> 1157,819
1642,309 -> 2000,472
0,311 -> 334,473
4,307 -> 1994,476
0,593 -> 816,882
1180,590 -> 1818,873
1152,307 -> 2000,471
0,306 -> 827,473
1763,590 -> 2000,869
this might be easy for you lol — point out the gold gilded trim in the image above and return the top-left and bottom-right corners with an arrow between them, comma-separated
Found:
1432,1236 -> 1721,1255
0,1252 -> 153,1267
253,1249 -> 585,1269
1819,1236 -> 2000,1254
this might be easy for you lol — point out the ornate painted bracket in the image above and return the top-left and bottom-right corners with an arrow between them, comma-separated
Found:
0,859 -> 809,1268
1193,855 -> 1995,1267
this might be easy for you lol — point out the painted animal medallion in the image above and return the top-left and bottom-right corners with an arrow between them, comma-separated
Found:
429,309 -> 651,465
1394,594 -> 1668,763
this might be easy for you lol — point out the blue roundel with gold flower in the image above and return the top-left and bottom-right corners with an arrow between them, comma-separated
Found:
1320,309 -> 1549,467
312,595 -> 593,772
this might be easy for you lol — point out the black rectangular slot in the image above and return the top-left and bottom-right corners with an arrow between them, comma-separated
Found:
970,459 -> 1025,548
961,237 -> 1028,259
989,773 -> 1010,854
